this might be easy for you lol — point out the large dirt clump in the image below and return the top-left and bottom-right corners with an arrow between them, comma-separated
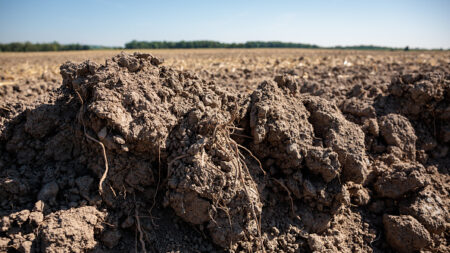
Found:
0,52 -> 449,252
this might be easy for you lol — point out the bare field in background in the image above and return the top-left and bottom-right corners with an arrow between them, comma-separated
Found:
1,48 -> 448,83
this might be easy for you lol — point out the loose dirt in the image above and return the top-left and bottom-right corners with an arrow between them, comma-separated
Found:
0,50 -> 449,252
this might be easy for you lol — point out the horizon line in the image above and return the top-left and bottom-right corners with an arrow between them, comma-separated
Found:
1,40 -> 449,51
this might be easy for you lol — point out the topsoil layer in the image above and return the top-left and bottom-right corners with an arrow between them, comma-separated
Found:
0,51 -> 449,253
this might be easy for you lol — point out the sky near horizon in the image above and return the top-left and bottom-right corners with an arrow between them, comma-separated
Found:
0,0 -> 449,49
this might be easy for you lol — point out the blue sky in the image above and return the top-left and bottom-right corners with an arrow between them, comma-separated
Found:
0,0 -> 449,48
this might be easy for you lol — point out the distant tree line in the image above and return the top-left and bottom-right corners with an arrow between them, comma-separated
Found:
332,45 -> 404,50
0,42 -> 93,52
124,40 -> 320,49
0,41 -> 442,52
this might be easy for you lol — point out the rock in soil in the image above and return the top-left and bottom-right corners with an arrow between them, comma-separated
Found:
383,214 -> 432,253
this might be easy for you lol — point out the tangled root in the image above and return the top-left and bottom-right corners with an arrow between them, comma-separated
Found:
212,114 -> 266,252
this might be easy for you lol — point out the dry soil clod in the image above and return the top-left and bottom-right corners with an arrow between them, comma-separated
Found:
0,51 -> 448,252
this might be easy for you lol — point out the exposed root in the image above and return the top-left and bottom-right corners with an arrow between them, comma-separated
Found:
85,132 -> 109,195
167,154 -> 189,178
134,195 -> 147,253
370,231 -> 381,247
74,90 -> 109,195
231,132 -> 253,139
236,148 -> 264,252
272,178 -> 296,217
109,184 -> 117,197
0,106 -> 11,112
148,144 -> 162,227
213,115 -> 265,252
237,143 -> 266,176
134,226 -> 138,253
0,81 -> 16,87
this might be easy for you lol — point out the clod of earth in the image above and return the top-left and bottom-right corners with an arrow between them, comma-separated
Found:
0,51 -> 449,252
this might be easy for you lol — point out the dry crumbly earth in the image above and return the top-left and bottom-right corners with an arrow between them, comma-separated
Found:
0,49 -> 449,253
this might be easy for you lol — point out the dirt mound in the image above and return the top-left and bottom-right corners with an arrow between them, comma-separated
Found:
0,52 -> 449,252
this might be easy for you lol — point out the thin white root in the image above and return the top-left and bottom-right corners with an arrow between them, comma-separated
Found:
272,178 -> 295,217
84,133 -> 109,195
135,208 -> 147,253
237,143 -> 266,176
74,89 -> 109,195
149,145 -> 162,227
211,110 -> 266,252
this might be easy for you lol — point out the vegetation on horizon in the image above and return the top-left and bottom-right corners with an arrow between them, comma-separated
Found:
0,41 -> 443,52
0,42 -> 117,52
0,42 -> 89,52
124,40 -> 320,49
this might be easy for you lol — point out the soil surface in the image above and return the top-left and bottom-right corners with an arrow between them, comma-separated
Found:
0,49 -> 449,252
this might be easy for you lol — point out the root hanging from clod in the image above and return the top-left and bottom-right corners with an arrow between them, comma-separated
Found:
210,112 -> 266,252
272,178 -> 296,217
148,144 -> 162,227
134,194 -> 148,253
74,89 -> 110,196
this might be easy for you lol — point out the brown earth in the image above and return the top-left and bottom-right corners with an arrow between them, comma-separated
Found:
0,49 -> 449,252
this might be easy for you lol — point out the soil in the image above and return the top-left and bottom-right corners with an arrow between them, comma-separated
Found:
0,49 -> 449,252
